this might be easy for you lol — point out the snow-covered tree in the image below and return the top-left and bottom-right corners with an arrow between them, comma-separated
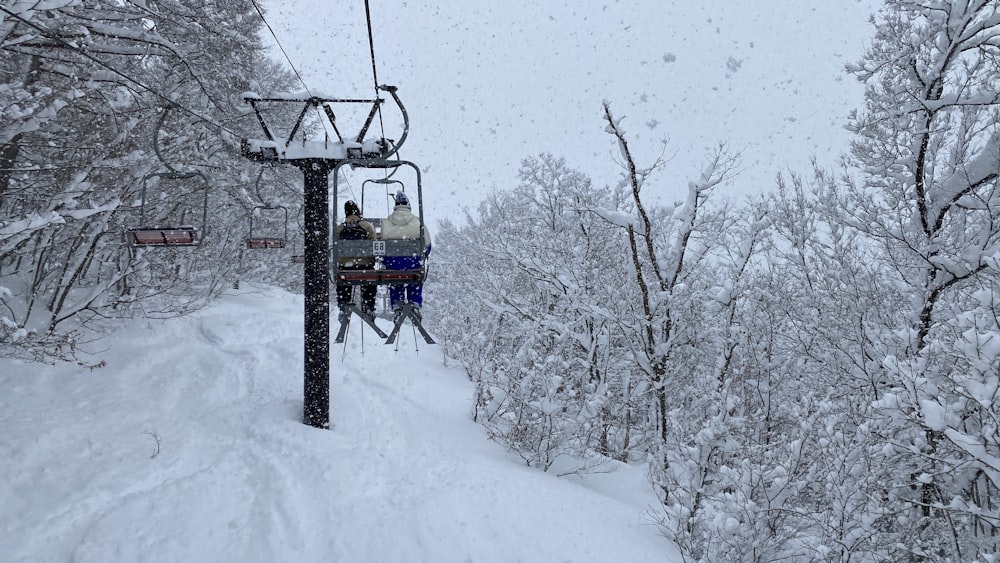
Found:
601,101 -> 742,490
0,1 -> 288,358
434,154 -> 640,468
842,0 -> 1000,557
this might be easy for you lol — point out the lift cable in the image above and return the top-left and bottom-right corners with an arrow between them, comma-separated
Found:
363,0 -> 389,157
0,5 -> 243,143
245,0 -> 347,143
363,0 -> 380,91
247,0 -> 312,97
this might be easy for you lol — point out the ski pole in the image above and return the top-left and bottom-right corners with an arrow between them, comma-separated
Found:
340,316 -> 350,362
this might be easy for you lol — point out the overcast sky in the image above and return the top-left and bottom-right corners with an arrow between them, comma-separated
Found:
265,0 -> 881,223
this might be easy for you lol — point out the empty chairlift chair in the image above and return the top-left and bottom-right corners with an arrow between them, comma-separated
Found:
126,171 -> 210,248
245,205 -> 288,249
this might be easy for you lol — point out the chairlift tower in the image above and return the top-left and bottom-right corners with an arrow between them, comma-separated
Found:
241,85 -> 410,429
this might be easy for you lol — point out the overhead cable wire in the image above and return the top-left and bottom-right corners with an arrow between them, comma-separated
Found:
0,5 -> 243,142
363,0 -> 390,168
248,0 -> 311,97
245,0 -> 343,143
363,0 -> 380,91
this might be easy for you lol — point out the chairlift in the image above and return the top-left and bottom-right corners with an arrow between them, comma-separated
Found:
332,159 -> 433,344
245,167 -> 293,249
246,205 -> 288,249
126,105 -> 210,248
291,236 -> 305,262
332,161 -> 429,287
290,206 -> 306,263
126,171 -> 209,248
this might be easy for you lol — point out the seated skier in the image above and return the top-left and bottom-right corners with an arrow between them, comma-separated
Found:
335,200 -> 377,318
380,191 -> 431,322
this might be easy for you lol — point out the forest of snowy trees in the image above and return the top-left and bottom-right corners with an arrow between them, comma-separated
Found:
3,0 -> 999,561
0,0 -> 302,361
434,2 -> 1000,560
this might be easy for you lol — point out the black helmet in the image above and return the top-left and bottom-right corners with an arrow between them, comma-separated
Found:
345,200 -> 361,217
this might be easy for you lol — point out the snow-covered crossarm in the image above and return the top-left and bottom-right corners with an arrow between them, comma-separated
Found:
240,85 -> 408,164
241,137 -> 391,162
242,93 -> 381,103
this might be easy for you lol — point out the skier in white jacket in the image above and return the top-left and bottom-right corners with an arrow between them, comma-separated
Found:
381,191 -> 432,313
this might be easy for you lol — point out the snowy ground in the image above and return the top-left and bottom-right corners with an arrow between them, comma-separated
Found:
1,285 -> 678,563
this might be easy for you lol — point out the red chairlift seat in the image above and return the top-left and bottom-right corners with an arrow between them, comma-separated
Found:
246,237 -> 286,249
334,268 -> 424,284
127,168 -> 209,249
127,226 -> 200,247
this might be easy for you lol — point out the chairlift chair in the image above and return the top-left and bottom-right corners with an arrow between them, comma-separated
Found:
332,161 -> 429,288
126,171 -> 209,248
246,205 -> 288,249
332,160 -> 433,344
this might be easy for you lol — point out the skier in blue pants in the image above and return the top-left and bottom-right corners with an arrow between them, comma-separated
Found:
381,191 -> 431,319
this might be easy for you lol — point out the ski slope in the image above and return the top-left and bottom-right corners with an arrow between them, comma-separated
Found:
1,286 -> 678,563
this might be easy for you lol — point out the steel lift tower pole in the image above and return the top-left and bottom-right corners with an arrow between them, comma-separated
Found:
300,159 -> 334,427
